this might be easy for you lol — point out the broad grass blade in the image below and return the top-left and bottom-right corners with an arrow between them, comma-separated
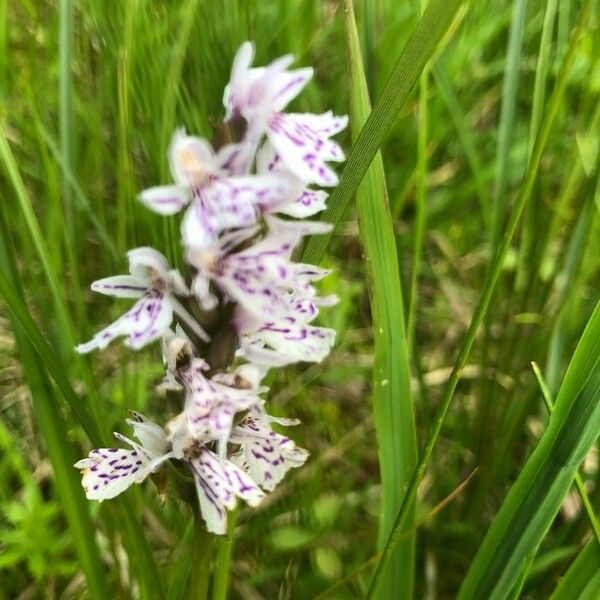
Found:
344,2 -> 417,597
550,540 -> 600,600
457,300 -> 600,599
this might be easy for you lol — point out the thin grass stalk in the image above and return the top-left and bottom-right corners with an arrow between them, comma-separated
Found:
473,167 -> 598,511
58,0 -> 74,243
457,301 -> 600,598
302,0 -> 464,265
344,1 -> 417,597
515,0 -> 559,292
407,0 -> 429,353
473,0 -> 529,474
365,2 -> 593,595
490,0 -> 528,253
189,511 -> 214,600
116,0 -> 138,254
531,362 -> 600,548
433,63 -> 492,232
160,0 -> 202,267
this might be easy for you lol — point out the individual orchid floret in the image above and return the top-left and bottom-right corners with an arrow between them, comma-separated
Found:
187,219 -> 332,321
235,310 -> 336,368
223,42 -> 348,186
229,411 -> 309,492
76,248 -> 209,354
178,358 -> 263,457
139,129 -> 300,251
234,287 -> 337,367
74,412 -> 174,501
75,412 -> 264,535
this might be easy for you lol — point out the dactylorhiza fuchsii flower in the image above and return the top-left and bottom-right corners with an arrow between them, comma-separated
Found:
223,42 -> 348,186
76,247 -> 209,353
74,41 -> 347,535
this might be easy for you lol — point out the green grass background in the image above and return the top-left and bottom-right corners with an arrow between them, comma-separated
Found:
0,0 -> 598,598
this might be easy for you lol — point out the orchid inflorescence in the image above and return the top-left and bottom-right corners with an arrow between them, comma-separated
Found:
74,42 -> 347,534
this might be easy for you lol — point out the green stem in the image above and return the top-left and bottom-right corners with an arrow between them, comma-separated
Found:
189,511 -> 215,600
212,509 -> 237,600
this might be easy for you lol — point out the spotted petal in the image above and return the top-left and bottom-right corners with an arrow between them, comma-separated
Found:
239,320 -> 335,367
267,112 -> 346,186
138,185 -> 190,215
90,275 -> 147,299
230,416 -> 309,492
189,447 -> 264,534
74,422 -> 170,502
169,129 -> 219,187
76,291 -> 173,353
180,359 -> 260,455
181,173 -> 293,251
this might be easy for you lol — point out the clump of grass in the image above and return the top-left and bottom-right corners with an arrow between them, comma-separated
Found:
0,1 -> 598,598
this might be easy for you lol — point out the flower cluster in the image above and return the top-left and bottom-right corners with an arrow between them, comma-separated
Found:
74,42 -> 347,534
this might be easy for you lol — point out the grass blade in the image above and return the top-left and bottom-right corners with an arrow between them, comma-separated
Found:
302,0 -> 464,265
0,208 -> 108,599
365,1 -> 593,595
457,300 -> 600,599
532,361 -> 600,546
344,2 -> 417,597
490,0 -> 528,251
550,540 -> 600,600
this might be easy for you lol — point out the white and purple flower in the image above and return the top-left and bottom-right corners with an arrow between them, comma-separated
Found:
223,42 -> 348,186
76,247 -> 208,353
75,412 -> 264,535
139,129 -> 300,251
75,41 -> 345,536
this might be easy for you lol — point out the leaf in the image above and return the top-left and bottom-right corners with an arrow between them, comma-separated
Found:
344,2 -> 417,598
550,540 -> 600,600
457,300 -> 600,599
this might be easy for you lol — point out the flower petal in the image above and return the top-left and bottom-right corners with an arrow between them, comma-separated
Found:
277,188 -> 328,218
138,185 -> 191,215
239,321 -> 335,367
267,112 -> 346,186
126,411 -> 170,456
127,247 -> 172,284
270,67 -> 314,112
90,275 -> 147,299
190,447 -> 264,535
74,424 -> 170,501
230,416 -> 309,492
76,291 -> 173,353
181,359 -> 260,454
169,129 -> 218,186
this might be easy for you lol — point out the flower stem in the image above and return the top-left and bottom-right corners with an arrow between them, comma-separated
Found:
212,509 -> 238,600
189,510 -> 215,600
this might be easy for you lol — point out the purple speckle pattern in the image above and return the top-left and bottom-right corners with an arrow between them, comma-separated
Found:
189,447 -> 264,535
75,445 -> 152,501
179,358 -> 260,454
230,415 -> 308,492
75,43 -> 346,535
267,112 -> 346,187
